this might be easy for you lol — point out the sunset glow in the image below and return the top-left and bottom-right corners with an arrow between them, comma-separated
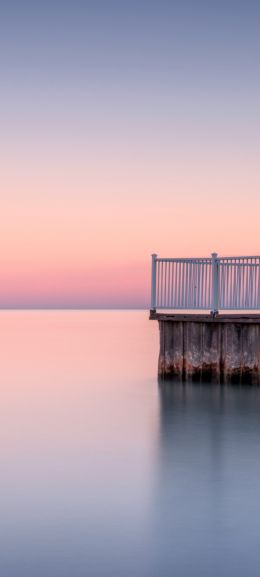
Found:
1,1 -> 260,307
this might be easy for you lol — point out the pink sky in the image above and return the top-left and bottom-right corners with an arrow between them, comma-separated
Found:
1,1 -> 260,307
1,157 -> 259,307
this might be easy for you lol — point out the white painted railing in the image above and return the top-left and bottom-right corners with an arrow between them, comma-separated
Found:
151,253 -> 260,313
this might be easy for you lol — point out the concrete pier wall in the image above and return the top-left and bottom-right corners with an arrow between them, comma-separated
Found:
150,314 -> 260,384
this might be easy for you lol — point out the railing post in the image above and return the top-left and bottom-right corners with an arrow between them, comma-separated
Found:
151,254 -> 157,311
211,252 -> 219,315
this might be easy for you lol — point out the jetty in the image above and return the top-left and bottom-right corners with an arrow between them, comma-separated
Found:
149,253 -> 260,383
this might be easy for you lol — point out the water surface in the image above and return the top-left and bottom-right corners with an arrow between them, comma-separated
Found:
0,311 -> 260,576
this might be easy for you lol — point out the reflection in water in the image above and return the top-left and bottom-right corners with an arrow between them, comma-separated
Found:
0,311 -> 159,577
1,311 -> 260,576
154,382 -> 260,577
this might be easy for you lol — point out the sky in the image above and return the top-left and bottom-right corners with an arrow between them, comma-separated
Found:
1,0 -> 260,308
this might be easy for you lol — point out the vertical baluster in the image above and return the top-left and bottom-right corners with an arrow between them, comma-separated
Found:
254,258 -> 257,308
257,259 -> 260,308
187,261 -> 189,308
223,261 -> 225,309
196,262 -> 199,308
156,260 -> 158,307
206,260 -> 209,308
234,259 -> 238,309
175,261 -> 177,309
204,261 -> 207,308
167,261 -> 171,308
245,258 -> 248,308
209,261 -> 211,308
181,261 -> 184,308
172,261 -> 174,309
237,259 -> 239,309
197,261 -> 200,308
169,261 -> 172,308
165,261 -> 167,308
176,261 -> 179,307
256,259 -> 259,308
248,258 -> 251,308
205,261 -> 208,308
189,261 -> 192,307
233,260 -> 236,309
222,261 -> 225,309
209,260 -> 211,308
251,258 -> 254,308
240,260 -> 243,308
243,260 -> 246,308
256,258 -> 258,308
254,259 -> 256,309
171,261 -> 174,308
249,259 -> 252,309
195,260 -> 197,309
160,260 -> 164,308
194,261 -> 197,308
228,260 -> 231,309
247,258 -> 250,308
234,258 -> 238,309
243,259 -> 246,308
151,254 -> 157,309
232,259 -> 235,309
155,259 -> 158,308
239,259 -> 242,308
192,261 -> 196,308
200,261 -> 204,308
174,261 -> 177,308
186,261 -> 189,308
251,259 -> 253,308
220,261 -> 224,308
157,260 -> 160,307
219,261 -> 222,308
238,260 -> 241,308
194,260 -> 196,308
165,260 -> 168,307
181,260 -> 184,308
180,261 -> 183,308
169,260 -> 171,308
163,260 -> 166,308
186,261 -> 190,309
188,260 -> 191,309
223,261 -> 226,309
221,261 -> 224,309
183,261 -> 187,307
252,259 -> 254,308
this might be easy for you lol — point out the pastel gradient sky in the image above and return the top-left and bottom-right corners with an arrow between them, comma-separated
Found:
1,0 -> 260,307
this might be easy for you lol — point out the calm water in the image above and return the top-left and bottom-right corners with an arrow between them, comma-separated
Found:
1,311 -> 260,576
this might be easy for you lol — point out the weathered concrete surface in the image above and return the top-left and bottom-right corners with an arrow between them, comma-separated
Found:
152,314 -> 260,384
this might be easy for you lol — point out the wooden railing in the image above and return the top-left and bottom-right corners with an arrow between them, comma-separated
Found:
151,253 -> 260,313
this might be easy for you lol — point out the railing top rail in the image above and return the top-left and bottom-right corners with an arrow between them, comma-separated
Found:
220,262 -> 260,267
155,255 -> 260,262
220,255 -> 260,261
156,257 -> 212,263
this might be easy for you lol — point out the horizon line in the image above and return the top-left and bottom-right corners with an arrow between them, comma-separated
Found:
0,307 -> 149,311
